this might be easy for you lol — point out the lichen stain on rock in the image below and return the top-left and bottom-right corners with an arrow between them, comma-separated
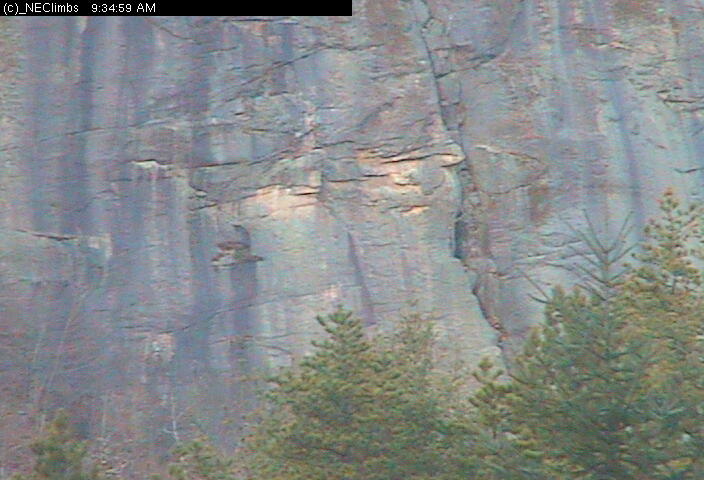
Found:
364,0 -> 416,59
611,0 -> 660,23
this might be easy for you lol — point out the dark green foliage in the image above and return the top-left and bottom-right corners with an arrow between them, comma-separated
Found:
14,410 -> 102,480
241,308 -> 459,480
472,190 -> 704,479
469,358 -> 551,480
619,190 -> 704,478
166,437 -> 235,480
509,290 -> 658,479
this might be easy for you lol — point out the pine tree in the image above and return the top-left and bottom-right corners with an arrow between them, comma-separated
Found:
618,190 -> 704,478
241,308 -> 457,480
468,357 -> 551,480
472,191 -> 704,479
509,288 -> 658,479
14,410 -> 102,480
166,437 -> 235,480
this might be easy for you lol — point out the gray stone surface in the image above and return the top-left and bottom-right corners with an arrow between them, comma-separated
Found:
1,5 -> 703,475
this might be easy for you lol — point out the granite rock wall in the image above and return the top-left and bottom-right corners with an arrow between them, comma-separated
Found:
1,4 -> 703,476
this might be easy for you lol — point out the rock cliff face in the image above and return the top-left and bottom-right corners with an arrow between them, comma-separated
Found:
1,4 -> 704,476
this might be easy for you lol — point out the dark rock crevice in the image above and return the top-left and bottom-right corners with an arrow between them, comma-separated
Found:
411,0 -> 528,355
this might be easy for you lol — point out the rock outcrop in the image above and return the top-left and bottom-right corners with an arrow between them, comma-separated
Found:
1,4 -> 703,476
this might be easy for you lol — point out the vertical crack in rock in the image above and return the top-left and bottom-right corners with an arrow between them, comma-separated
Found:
452,212 -> 467,262
411,0 -> 464,139
411,0 -> 515,349
346,232 -> 376,327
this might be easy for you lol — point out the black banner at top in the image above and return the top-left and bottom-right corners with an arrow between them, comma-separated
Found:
2,1 -> 352,16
